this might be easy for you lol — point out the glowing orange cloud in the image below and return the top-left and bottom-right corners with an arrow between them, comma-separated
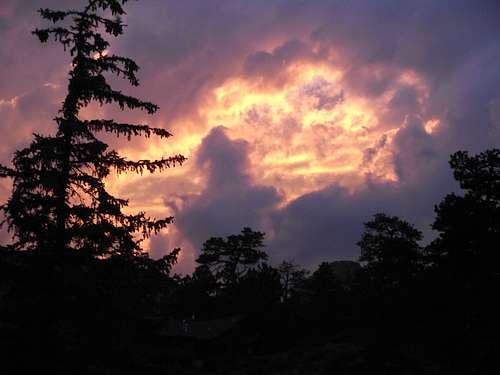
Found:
109,60 -> 439,210
204,62 -> 407,201
424,119 -> 440,134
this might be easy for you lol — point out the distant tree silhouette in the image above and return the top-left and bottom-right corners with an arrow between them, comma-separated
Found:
196,227 -> 268,290
307,261 -> 345,296
326,260 -> 361,288
427,149 -> 500,281
278,260 -> 309,301
172,264 -> 219,318
358,213 -> 423,288
191,264 -> 219,296
0,0 -> 185,257
237,263 -> 282,310
299,261 -> 354,331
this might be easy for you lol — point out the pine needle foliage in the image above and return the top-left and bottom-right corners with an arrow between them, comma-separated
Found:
0,0 -> 185,257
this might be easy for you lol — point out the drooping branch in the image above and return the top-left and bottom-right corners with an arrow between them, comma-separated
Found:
83,119 -> 173,140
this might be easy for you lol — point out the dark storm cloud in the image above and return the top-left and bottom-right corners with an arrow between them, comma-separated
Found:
362,134 -> 387,167
243,39 -> 319,87
392,117 -> 439,183
174,127 -> 282,252
312,0 -> 500,82
433,44 -> 500,152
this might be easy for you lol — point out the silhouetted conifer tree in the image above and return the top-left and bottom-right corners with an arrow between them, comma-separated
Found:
358,213 -> 423,287
238,263 -> 282,308
427,149 -> 500,280
0,0 -> 185,257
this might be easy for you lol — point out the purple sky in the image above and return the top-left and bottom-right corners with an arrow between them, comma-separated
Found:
1,0 -> 500,272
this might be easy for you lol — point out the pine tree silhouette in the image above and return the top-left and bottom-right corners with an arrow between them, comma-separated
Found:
0,0 -> 185,257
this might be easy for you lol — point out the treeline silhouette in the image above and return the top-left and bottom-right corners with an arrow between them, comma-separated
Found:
1,0 -> 499,373
1,148 -> 499,374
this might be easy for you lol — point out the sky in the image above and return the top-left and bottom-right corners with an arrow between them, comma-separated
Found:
1,0 -> 500,273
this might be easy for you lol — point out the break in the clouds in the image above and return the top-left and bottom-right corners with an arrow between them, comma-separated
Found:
1,0 -> 500,271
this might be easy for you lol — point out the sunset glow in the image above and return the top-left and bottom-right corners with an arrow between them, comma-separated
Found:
2,0 -> 499,272
110,61 -> 432,235
195,63 -> 427,200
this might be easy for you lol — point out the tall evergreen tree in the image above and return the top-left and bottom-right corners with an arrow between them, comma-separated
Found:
0,0 -> 185,257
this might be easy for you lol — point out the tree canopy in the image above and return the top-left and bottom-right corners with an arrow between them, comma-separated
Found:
196,227 -> 268,289
358,213 -> 423,287
427,149 -> 500,280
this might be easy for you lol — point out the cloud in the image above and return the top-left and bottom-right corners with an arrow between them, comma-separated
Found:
172,127 -> 282,263
243,39 -> 319,87
0,84 -> 62,163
